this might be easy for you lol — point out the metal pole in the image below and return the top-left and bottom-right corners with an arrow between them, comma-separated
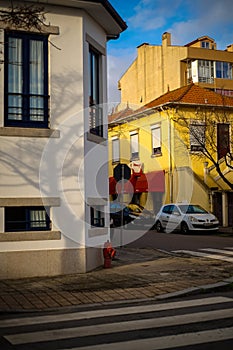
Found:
120,164 -> 124,248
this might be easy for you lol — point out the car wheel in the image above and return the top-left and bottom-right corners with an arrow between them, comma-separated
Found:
155,220 -> 163,233
181,221 -> 189,234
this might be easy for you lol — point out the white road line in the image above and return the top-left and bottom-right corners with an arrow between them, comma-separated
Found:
1,296 -> 231,328
173,250 -> 233,262
5,307 -> 233,345
200,248 -> 233,256
61,327 -> 233,350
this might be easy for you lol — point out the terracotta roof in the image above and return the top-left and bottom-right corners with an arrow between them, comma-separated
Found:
146,83 -> 233,108
108,84 -> 233,124
108,106 -> 136,123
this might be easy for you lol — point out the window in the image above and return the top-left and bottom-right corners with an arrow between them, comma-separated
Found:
89,46 -> 103,137
130,131 -> 139,160
162,205 -> 172,214
112,137 -> 120,163
201,41 -> 210,49
198,60 -> 214,83
5,207 -> 51,232
151,125 -> 161,155
190,122 -> 205,152
4,31 -> 49,128
217,123 -> 230,160
216,61 -> 232,79
90,206 -> 105,227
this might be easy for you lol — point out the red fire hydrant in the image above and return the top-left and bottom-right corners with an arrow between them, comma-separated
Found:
103,240 -> 116,268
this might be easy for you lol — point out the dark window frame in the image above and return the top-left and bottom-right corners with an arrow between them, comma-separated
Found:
4,30 -> 49,128
90,207 -> 105,228
89,45 -> 103,137
5,206 -> 51,232
217,123 -> 230,160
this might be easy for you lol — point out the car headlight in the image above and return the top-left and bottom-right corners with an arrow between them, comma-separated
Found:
189,216 -> 199,222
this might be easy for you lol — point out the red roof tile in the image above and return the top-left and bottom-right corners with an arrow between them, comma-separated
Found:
108,84 -> 233,124
146,83 -> 233,108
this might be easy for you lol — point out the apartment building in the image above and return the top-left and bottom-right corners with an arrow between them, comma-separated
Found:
118,32 -> 233,109
0,0 -> 126,278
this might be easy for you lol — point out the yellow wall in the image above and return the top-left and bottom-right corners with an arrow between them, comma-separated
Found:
118,34 -> 233,110
109,107 -> 213,212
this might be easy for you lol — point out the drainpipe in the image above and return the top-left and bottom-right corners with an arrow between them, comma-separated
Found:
203,161 -> 209,185
169,117 -> 173,203
222,192 -> 228,227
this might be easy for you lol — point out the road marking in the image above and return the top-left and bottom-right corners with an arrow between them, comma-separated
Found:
5,307 -> 233,345
60,327 -> 233,350
200,248 -> 233,256
173,250 -> 233,262
1,296 -> 230,328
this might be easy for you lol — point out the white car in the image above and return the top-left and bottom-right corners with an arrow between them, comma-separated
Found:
155,203 -> 219,234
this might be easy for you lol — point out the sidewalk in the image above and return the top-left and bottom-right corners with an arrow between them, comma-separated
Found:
0,246 -> 233,312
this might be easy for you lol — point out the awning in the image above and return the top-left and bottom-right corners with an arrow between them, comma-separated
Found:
146,171 -> 165,192
135,173 -> 148,192
109,176 -> 117,195
109,170 -> 165,194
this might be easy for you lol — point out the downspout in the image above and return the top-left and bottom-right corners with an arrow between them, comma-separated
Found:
169,110 -> 173,202
161,106 -> 173,202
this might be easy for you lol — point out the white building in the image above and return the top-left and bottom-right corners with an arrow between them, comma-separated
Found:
0,0 -> 126,278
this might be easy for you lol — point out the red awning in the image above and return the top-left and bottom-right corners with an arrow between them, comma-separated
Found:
146,171 -> 165,192
135,173 -> 148,192
109,176 -> 117,195
116,175 -> 136,193
109,170 -> 165,194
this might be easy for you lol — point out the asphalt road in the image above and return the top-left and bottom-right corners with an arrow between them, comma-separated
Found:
127,229 -> 233,252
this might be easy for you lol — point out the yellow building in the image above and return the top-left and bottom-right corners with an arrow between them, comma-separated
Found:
118,33 -> 233,110
109,84 -> 233,227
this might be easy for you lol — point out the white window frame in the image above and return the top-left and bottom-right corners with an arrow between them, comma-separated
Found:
190,121 -> 205,152
112,136 -> 120,163
151,124 -> 162,156
130,130 -> 139,160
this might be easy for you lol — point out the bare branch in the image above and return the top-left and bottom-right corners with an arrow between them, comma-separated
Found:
0,4 -> 47,30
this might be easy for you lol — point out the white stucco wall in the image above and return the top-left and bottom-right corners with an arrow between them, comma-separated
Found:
0,3 -> 111,274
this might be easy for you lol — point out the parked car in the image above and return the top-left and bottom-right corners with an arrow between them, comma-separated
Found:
155,203 -> 219,234
110,202 -> 155,229
126,204 -> 155,229
110,202 -> 131,227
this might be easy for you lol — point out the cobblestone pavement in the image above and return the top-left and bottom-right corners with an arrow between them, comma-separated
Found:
0,247 -> 233,312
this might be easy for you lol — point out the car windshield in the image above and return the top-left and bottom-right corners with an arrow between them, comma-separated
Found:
178,204 -> 208,214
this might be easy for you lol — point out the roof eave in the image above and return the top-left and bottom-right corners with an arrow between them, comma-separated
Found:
24,0 -> 127,35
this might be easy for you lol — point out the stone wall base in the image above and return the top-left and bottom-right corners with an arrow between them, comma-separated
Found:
0,247 -> 103,279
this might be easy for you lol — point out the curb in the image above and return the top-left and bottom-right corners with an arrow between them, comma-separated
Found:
0,277 -> 232,314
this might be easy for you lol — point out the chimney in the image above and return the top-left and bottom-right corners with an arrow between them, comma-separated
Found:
226,44 -> 233,52
162,32 -> 171,46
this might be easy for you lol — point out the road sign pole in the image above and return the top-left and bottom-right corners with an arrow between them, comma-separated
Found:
120,164 -> 124,248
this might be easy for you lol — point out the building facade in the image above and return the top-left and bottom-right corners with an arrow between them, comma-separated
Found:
118,33 -> 233,110
0,0 -> 126,278
109,84 -> 233,227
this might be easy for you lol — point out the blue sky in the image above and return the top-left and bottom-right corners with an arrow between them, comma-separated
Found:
107,0 -> 233,104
